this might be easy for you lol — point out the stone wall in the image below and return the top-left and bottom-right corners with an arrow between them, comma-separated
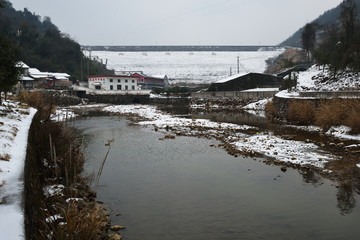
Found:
299,91 -> 360,99
85,94 -> 150,104
149,97 -> 190,106
273,95 -> 360,118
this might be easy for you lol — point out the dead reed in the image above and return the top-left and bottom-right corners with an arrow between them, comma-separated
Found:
287,100 -> 315,125
39,202 -> 106,240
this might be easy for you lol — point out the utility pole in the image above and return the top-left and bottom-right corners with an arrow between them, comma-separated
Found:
237,56 -> 240,74
80,57 -> 83,82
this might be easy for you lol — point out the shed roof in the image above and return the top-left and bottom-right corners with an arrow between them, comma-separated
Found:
214,72 -> 249,83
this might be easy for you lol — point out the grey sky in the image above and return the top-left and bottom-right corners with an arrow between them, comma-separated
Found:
9,0 -> 343,46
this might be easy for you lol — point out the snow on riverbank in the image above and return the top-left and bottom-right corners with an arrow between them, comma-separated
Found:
103,104 -> 335,169
0,100 -> 37,240
232,134 -> 331,168
104,105 -> 253,130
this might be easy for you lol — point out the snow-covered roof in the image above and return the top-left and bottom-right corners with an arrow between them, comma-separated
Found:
15,61 -> 30,69
29,68 -> 70,80
242,87 -> 279,92
214,72 -> 249,83
153,74 -> 168,79
20,75 -> 34,81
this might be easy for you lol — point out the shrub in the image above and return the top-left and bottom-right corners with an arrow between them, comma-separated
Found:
287,100 -> 315,125
344,100 -> 360,134
315,99 -> 347,131
265,100 -> 278,118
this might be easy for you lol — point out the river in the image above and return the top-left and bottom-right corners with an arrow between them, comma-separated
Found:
73,113 -> 360,240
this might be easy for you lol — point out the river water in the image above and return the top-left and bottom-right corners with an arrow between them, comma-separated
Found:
74,115 -> 360,240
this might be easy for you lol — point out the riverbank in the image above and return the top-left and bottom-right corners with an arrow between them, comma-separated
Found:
0,92 -> 122,240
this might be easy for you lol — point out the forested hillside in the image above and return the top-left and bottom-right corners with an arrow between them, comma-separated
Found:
280,0 -> 360,47
0,1 -> 113,81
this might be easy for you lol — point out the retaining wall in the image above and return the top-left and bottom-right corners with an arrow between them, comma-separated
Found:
192,91 -> 278,100
85,94 -> 150,104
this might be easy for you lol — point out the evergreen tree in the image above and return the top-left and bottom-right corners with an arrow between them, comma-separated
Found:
301,23 -> 316,62
0,37 -> 20,103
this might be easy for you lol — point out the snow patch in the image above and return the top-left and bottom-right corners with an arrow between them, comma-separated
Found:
43,184 -> 65,197
233,134 -> 332,168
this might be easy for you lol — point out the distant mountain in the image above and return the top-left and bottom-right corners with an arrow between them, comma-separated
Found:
0,1 -> 112,81
280,0 -> 360,47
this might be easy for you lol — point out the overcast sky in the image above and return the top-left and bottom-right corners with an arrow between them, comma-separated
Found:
9,0 -> 344,46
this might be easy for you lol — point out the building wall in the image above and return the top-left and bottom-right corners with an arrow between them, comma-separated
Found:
88,76 -> 138,91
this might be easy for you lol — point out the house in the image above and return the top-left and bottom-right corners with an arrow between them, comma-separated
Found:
16,62 -> 34,89
207,72 -> 283,92
131,73 -> 168,89
87,75 -> 139,91
29,68 -> 72,89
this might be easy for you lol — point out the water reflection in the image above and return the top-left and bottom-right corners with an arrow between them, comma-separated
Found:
74,115 -> 360,239
337,183 -> 357,215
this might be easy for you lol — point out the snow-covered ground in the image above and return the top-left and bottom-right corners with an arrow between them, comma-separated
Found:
0,100 -> 37,240
90,50 -> 284,83
280,65 -> 360,94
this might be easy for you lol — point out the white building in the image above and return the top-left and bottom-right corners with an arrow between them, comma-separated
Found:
88,75 -> 139,91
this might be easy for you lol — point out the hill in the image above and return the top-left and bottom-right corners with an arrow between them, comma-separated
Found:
0,1 -> 113,82
280,0 -> 360,47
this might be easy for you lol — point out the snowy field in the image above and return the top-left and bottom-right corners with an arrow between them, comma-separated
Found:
88,50 -> 284,83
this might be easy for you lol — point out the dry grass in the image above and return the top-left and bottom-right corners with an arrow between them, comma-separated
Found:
0,153 -> 11,161
313,99 -> 360,132
287,100 -> 315,125
18,91 -> 55,120
314,99 -> 346,131
343,100 -> 360,134
265,100 -> 278,118
39,202 -> 107,240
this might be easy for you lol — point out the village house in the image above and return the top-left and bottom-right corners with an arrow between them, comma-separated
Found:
131,72 -> 168,89
28,68 -> 72,89
88,75 -> 139,91
16,61 -> 34,89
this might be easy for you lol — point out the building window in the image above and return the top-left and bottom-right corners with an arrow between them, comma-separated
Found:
118,79 -> 121,83
110,79 -> 113,82
110,85 -> 113,90
132,79 -> 135,83
125,85 -> 128,90
117,85 -> 121,90
95,85 -> 101,90
125,79 -> 128,83
132,85 -> 135,90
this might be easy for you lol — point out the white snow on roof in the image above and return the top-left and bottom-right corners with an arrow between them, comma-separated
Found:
29,68 -> 70,80
20,76 -> 34,81
242,87 -> 279,92
15,61 -> 29,69
214,72 -> 248,83
152,74 -> 167,79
